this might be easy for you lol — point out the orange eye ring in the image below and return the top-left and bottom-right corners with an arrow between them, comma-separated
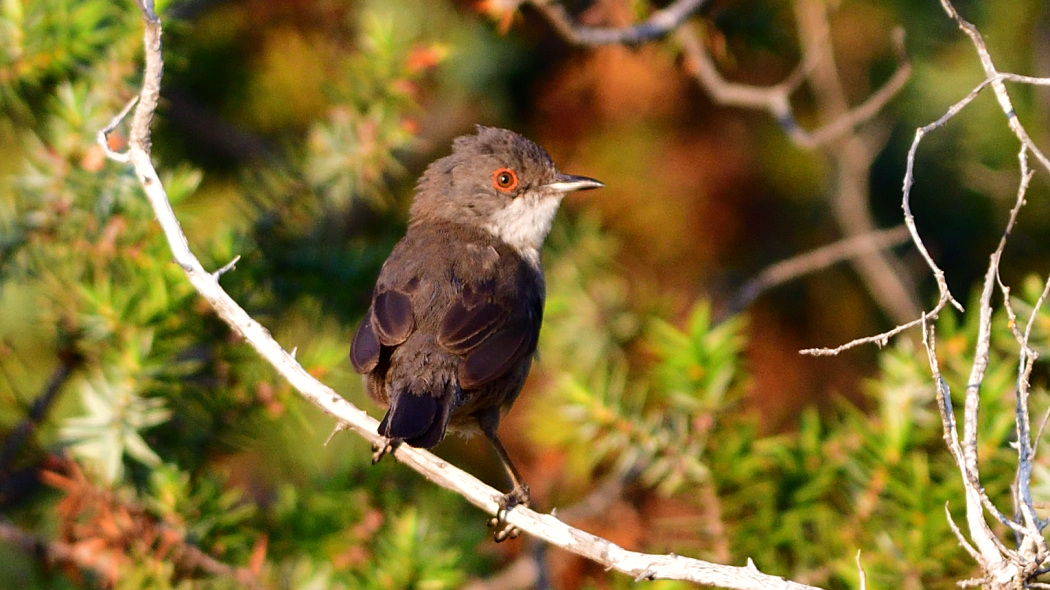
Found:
492,168 -> 519,192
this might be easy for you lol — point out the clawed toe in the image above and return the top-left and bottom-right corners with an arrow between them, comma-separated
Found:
488,485 -> 530,542
371,438 -> 401,464
491,519 -> 520,542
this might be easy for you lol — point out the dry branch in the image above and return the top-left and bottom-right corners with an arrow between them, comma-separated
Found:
729,225 -> 911,315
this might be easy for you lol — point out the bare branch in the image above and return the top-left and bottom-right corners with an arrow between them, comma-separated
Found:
526,0 -> 709,47
882,3 -> 1050,586
960,246 -> 1004,563
923,319 -> 967,480
997,149 -> 1048,551
97,4 -> 824,589
938,1 -> 1050,176
801,28 -> 911,147
211,254 -> 241,280
0,352 -> 80,473
676,22 -> 911,150
530,0 -> 910,151
919,314 -> 1021,555
680,0 -> 921,324
944,503 -> 983,565
799,316 -> 924,356
730,225 -> 911,315
96,96 -> 138,163
806,50 -> 1022,357
0,518 -> 113,581
793,0 -> 921,325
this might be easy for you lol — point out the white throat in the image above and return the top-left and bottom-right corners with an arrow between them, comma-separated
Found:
484,194 -> 562,267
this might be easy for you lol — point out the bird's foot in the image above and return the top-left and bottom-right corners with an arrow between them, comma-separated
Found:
371,438 -> 401,465
487,484 -> 530,542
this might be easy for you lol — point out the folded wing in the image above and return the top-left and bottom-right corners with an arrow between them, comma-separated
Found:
437,280 -> 540,390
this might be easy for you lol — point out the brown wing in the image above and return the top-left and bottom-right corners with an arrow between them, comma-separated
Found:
349,289 -> 414,374
349,309 -> 381,373
437,279 -> 542,390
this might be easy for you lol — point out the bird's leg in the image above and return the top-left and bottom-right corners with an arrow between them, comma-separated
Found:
483,430 -> 530,542
371,437 -> 402,464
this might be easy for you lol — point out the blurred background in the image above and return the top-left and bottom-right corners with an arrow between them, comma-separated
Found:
3,0 -> 1050,588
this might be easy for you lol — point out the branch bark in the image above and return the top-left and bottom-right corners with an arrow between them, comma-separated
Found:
97,2 -> 822,588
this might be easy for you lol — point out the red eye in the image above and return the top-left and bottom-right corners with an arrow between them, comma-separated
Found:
492,168 -> 518,192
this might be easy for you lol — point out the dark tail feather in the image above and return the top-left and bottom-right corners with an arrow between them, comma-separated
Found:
378,392 -> 452,449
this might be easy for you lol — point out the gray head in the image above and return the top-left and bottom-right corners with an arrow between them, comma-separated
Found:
410,126 -> 602,262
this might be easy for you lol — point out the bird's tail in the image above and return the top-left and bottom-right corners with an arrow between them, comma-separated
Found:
378,384 -> 456,449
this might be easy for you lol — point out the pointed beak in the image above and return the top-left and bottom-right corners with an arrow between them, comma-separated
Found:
544,173 -> 604,193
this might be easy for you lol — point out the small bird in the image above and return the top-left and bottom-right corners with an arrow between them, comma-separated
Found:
350,126 -> 602,540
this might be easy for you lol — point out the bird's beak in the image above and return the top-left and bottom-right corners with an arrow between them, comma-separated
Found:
545,173 -> 604,193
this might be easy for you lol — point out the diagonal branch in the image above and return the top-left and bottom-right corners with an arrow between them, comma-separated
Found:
97,2 -> 822,589
728,225 -> 911,315
0,351 -> 81,474
0,518 -> 113,580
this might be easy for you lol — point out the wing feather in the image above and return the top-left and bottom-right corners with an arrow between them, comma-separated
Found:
437,278 -> 541,390
372,290 -> 414,346
458,315 -> 536,389
349,309 -> 381,373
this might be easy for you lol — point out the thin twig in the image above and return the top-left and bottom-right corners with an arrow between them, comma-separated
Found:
803,71 -> 1050,357
802,76 -> 1000,356
793,0 -> 920,325
920,313 -> 1016,557
800,317 -> 922,356
676,23 -> 912,150
730,225 -> 911,315
212,255 -> 241,280
527,0 -> 709,47
0,353 -> 80,472
0,518 -> 113,580
938,1 -> 1050,177
997,148 -> 1049,553
944,503 -> 983,564
897,3 -> 1050,586
855,551 -> 868,590
96,96 -> 139,163
533,0 -> 919,331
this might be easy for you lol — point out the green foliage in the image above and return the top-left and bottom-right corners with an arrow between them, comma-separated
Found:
148,464 -> 259,559
362,508 -> 465,589
535,219 -> 748,496
649,302 -> 746,412
0,0 -> 131,126
61,366 -> 172,482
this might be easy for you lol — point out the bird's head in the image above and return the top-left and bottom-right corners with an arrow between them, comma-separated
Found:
410,126 -> 603,263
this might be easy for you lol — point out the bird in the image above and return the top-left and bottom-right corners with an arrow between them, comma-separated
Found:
349,125 -> 602,541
